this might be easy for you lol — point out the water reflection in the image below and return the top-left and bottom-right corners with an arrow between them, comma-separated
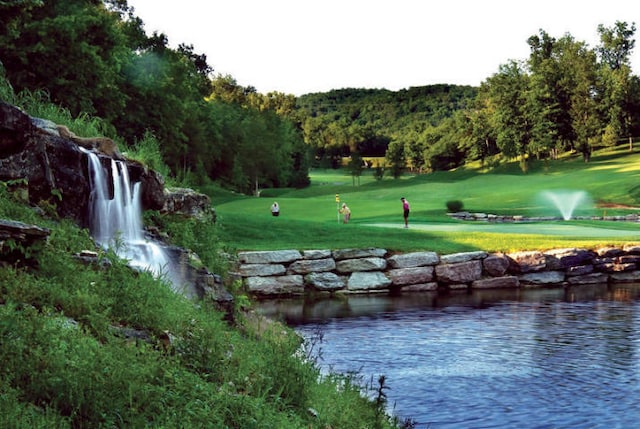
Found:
255,284 -> 640,428
256,284 -> 637,326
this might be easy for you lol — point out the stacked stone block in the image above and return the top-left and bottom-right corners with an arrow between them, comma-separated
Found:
236,245 -> 640,297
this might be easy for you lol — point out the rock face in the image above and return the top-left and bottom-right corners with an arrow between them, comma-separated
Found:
0,101 -> 165,227
0,219 -> 50,266
161,187 -> 213,220
0,102 -> 231,313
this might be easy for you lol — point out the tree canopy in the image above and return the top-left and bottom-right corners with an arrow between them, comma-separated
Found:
0,0 -> 310,193
1,0 -> 638,188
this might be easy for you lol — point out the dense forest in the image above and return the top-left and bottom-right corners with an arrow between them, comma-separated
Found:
0,0 -> 310,195
1,0 -> 639,193
294,85 -> 478,168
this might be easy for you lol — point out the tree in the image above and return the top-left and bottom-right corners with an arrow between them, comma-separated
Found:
526,30 -> 572,160
463,89 -> 498,165
348,151 -> 364,185
598,21 -> 636,71
558,38 -> 600,161
0,0 -> 131,119
597,21 -> 637,150
385,139 -> 405,178
485,60 -> 533,172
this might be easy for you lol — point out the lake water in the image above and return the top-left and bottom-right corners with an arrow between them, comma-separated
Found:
256,284 -> 640,428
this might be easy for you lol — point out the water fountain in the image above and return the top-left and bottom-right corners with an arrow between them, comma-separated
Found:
84,149 -> 180,286
541,190 -> 589,220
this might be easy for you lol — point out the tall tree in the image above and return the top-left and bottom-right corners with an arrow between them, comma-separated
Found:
485,60 -> 533,172
563,39 -> 600,161
597,21 -> 637,150
526,30 -> 569,159
463,88 -> 498,165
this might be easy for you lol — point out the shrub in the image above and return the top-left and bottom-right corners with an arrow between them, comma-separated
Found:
446,200 -> 464,212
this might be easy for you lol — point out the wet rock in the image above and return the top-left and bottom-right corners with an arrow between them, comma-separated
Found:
472,276 -> 519,289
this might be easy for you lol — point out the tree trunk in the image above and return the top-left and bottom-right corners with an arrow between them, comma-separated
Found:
254,177 -> 260,197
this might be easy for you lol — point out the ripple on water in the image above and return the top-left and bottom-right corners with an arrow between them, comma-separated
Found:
295,291 -> 640,428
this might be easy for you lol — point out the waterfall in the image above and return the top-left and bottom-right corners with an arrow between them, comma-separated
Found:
84,149 -> 174,283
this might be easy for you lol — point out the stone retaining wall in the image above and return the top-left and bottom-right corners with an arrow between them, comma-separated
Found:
236,245 -> 640,297
447,211 -> 640,222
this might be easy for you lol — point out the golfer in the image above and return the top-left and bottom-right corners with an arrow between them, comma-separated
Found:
400,197 -> 410,228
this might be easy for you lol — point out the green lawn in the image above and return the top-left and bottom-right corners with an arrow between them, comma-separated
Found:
210,147 -> 640,253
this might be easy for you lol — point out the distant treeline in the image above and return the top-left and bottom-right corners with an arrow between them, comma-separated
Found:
2,1 -> 639,193
293,23 -> 640,174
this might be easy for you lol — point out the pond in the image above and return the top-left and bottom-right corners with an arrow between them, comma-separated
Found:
256,284 -> 640,428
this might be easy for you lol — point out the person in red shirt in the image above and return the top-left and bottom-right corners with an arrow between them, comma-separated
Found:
400,197 -> 410,228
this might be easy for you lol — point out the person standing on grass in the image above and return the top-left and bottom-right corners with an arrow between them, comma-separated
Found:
271,202 -> 280,216
339,203 -> 351,223
401,197 -> 410,228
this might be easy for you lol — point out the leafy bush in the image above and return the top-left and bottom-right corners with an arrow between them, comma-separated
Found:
125,131 -> 173,183
446,200 -> 464,212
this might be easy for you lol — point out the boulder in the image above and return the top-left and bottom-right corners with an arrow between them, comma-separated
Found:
544,248 -> 596,269
518,271 -> 565,286
288,258 -> 336,274
388,266 -> 435,286
435,260 -> 483,283
483,253 -> 510,276
440,251 -> 487,264
238,250 -> 302,264
238,263 -> 287,277
566,272 -> 609,285
245,275 -> 304,296
336,257 -> 387,273
303,249 -> 332,260
387,251 -> 439,268
305,272 -> 345,291
161,187 -> 211,219
332,248 -> 387,260
507,251 -> 547,273
346,272 -> 392,291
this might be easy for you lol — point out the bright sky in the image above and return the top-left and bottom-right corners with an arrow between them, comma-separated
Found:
126,0 -> 640,96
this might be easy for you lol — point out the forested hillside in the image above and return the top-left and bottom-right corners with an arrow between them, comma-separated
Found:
292,24 -> 640,175
294,85 -> 477,164
2,1 -> 639,192
0,0 -> 310,195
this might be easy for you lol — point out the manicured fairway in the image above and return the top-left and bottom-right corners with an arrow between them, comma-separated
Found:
209,147 -> 640,252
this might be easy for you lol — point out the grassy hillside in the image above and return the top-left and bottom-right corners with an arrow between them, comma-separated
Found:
0,188 -> 402,428
211,147 -> 640,253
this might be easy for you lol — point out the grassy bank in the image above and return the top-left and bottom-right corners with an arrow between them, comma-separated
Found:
0,187 -> 404,428
211,148 -> 640,253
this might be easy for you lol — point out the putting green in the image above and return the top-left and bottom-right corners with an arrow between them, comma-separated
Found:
366,222 -> 640,238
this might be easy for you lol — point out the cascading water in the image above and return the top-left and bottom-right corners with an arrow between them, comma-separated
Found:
84,149 -> 176,284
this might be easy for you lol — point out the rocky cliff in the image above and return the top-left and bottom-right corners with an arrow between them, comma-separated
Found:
0,101 -> 165,227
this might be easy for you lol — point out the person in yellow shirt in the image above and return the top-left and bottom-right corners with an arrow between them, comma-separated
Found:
339,203 -> 351,223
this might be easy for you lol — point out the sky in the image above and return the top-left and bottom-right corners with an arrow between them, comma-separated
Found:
126,0 -> 640,96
